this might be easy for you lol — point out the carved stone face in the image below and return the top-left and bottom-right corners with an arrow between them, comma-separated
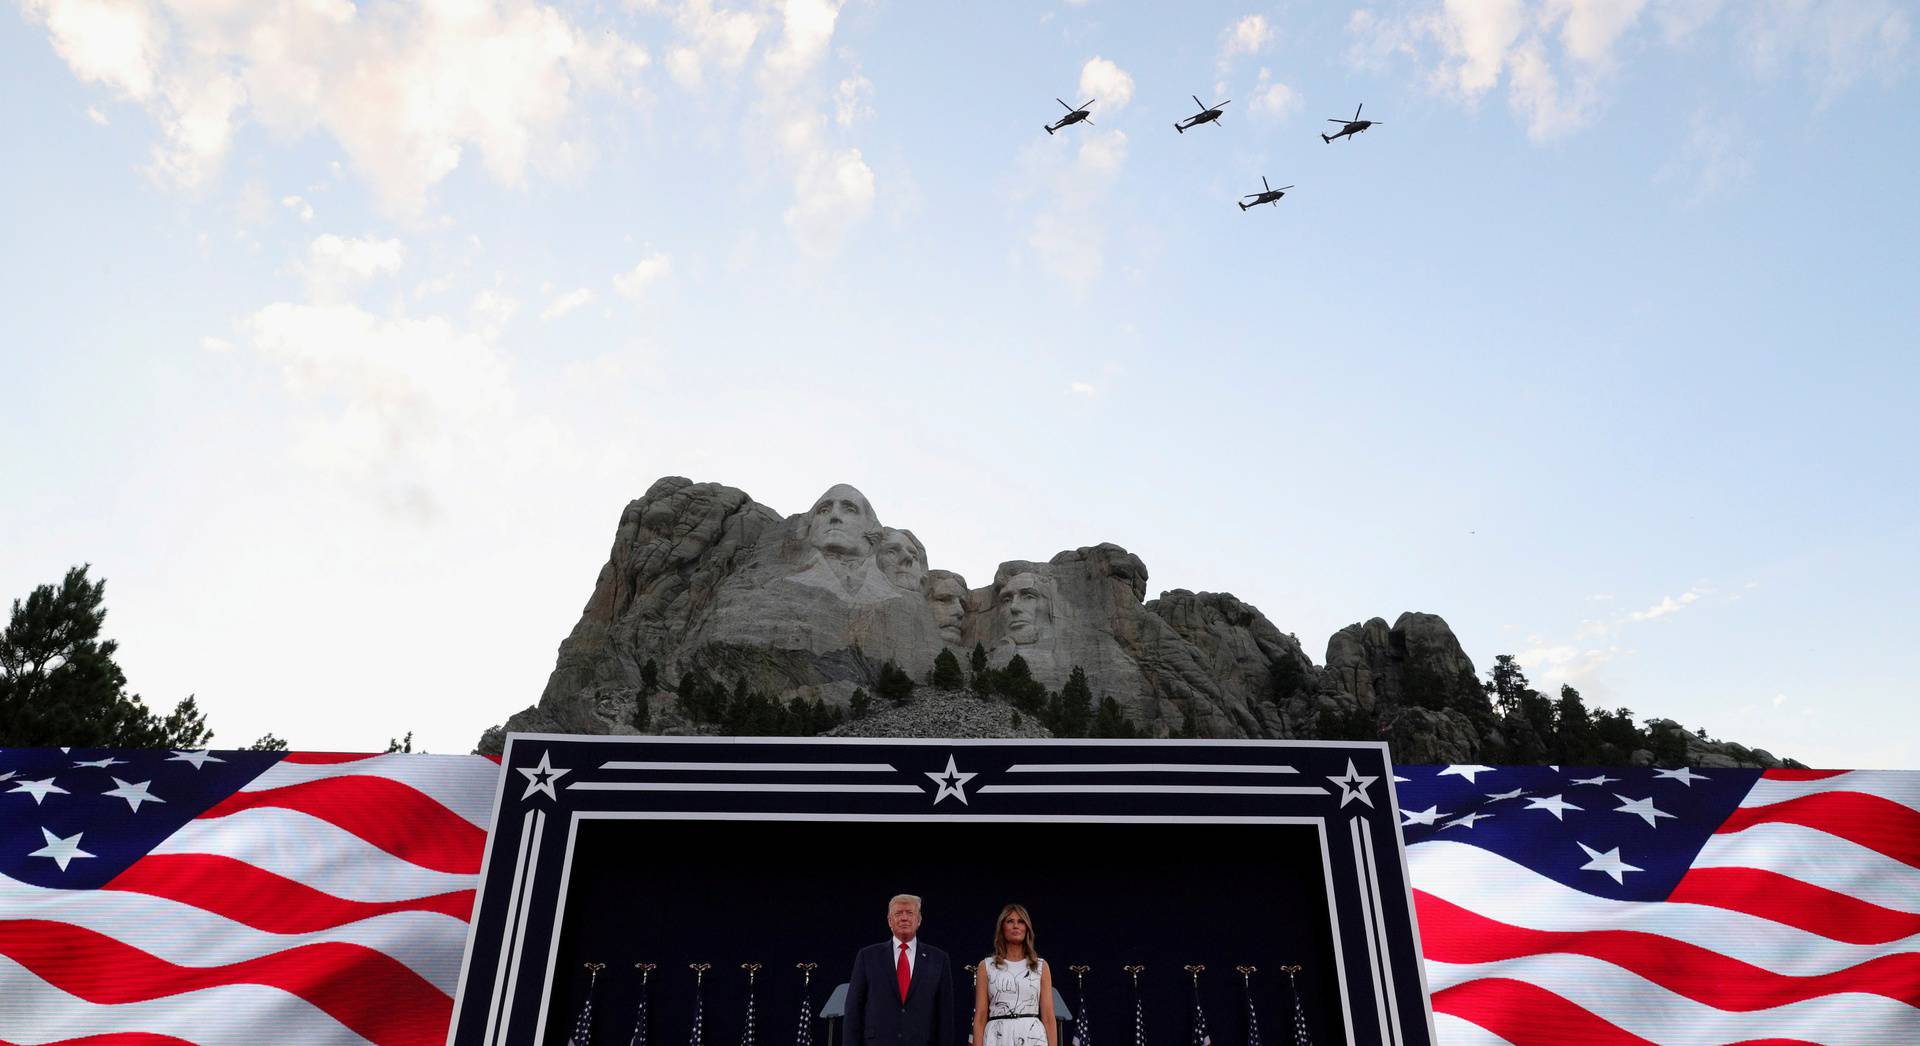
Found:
875,528 -> 926,593
804,484 -> 878,560
925,572 -> 967,644
998,571 -> 1051,645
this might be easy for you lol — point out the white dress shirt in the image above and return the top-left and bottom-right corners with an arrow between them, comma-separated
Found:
892,936 -> 917,979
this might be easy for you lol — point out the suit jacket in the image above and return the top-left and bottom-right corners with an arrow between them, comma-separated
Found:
843,939 -> 956,1046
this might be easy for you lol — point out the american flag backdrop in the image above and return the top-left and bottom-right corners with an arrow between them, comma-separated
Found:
3,751 -> 1917,1045
1396,764 -> 1920,1045
0,746 -> 499,1046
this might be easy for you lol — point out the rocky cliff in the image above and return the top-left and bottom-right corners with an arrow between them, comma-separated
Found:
483,477 -> 1793,769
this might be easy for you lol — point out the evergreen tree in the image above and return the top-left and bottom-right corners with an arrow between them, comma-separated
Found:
849,688 -> 871,720
248,733 -> 289,751
1089,696 -> 1136,738
969,642 -> 989,676
931,648 -> 964,690
876,660 -> 916,704
633,693 -> 652,731
640,659 -> 659,693
1553,685 -> 1596,763
1,565 -> 215,748
385,731 -> 415,753
1268,655 -> 1307,703
1056,666 -> 1094,737
1174,703 -> 1200,739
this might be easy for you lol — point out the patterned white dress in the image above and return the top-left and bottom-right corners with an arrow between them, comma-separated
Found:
980,957 -> 1048,1046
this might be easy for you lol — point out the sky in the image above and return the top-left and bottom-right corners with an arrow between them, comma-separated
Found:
2,0 -> 1915,766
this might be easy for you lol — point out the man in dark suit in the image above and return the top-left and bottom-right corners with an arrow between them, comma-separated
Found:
844,894 -> 956,1046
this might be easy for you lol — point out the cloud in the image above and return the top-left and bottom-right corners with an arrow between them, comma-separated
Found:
1657,109 -> 1752,202
1023,127 -> 1130,292
303,233 -> 405,302
22,0 -> 166,101
835,72 -> 874,126
1628,588 -> 1704,622
242,296 -> 517,518
540,287 -> 595,320
613,252 -> 673,298
1742,0 -> 1912,103
1346,0 -> 1910,139
280,195 -> 314,222
785,146 -> 876,256
1248,68 -> 1301,119
24,0 -> 651,208
660,0 -> 766,88
1068,381 -> 1097,397
86,104 -> 109,125
1078,56 -> 1135,113
1222,14 -> 1275,62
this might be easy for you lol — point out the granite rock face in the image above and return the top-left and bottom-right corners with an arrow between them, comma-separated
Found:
486,476 -> 1790,770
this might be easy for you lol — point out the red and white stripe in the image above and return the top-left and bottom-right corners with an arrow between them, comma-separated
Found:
0,752 -> 501,1046
1418,769 -> 1920,1045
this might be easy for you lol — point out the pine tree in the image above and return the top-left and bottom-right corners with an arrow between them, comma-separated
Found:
876,660 -> 916,705
1057,666 -> 1094,737
931,648 -> 964,690
634,693 -> 652,730
969,642 -> 988,676
1089,696 -> 1136,738
849,688 -> 871,720
641,658 -> 659,692
1,565 -> 215,748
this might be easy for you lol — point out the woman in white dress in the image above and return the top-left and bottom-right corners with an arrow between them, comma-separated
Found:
972,904 -> 1058,1046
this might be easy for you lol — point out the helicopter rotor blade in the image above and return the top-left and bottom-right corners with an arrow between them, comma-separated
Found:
1328,118 -> 1349,123
1262,176 -> 1271,190
1193,95 -> 1204,110
1081,99 -> 1096,111
1277,186 -> 1294,191
1216,100 -> 1230,109
1355,103 -> 1364,120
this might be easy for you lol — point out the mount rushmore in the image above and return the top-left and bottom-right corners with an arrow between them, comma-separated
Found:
482,477 -> 1791,768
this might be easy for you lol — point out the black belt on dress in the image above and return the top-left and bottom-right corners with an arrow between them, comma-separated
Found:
987,1014 -> 1039,1021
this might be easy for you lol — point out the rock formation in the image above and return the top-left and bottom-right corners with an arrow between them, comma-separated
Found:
483,477 -> 1794,769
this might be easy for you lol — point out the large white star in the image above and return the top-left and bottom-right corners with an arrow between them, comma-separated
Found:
0,770 -> 15,783
1577,842 -> 1643,884
1442,811 -> 1494,830
1327,759 -> 1379,808
1484,787 -> 1528,802
29,828 -> 95,872
1524,794 -> 1583,820
1569,774 -> 1619,787
1437,765 -> 1495,784
517,750 -> 569,801
926,755 -> 977,805
104,777 -> 166,813
168,750 -> 226,770
9,778 -> 69,805
1613,794 -> 1676,828
1654,766 -> 1709,786
1400,805 -> 1443,827
73,757 -> 126,769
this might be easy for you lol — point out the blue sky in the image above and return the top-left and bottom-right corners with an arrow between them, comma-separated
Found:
3,0 -> 1914,764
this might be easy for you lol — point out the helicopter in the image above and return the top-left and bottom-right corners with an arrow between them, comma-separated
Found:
1322,103 -> 1381,143
1044,98 -> 1095,135
1239,177 -> 1294,210
1174,95 -> 1229,133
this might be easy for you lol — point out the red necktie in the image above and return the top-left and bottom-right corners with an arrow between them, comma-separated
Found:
896,943 -> 911,1002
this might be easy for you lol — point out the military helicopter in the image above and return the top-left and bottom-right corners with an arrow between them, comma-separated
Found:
1239,177 -> 1293,210
1322,103 -> 1382,143
1044,98 -> 1095,135
1174,95 -> 1229,133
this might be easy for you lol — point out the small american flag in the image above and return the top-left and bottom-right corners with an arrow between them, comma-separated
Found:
630,964 -> 655,1046
793,964 -> 814,1046
688,964 -> 710,1046
1069,973 -> 1090,1046
570,965 -> 605,1046
1186,975 -> 1212,1046
1236,970 -> 1261,1046
1280,968 -> 1311,1046
0,746 -> 497,1046
1127,968 -> 1147,1046
1398,763 -> 1920,1043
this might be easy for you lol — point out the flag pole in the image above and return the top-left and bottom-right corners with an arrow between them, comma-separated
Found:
1122,965 -> 1146,1046
794,963 -> 818,1046
1234,966 -> 1262,1046
1068,965 -> 1091,1046
689,963 -> 712,1046
1280,965 -> 1312,1046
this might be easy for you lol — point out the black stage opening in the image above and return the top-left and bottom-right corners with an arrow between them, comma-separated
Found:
545,818 -> 1346,1045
